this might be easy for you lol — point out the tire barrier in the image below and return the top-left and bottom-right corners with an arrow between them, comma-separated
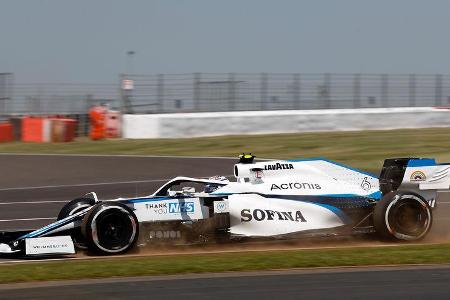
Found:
0,122 -> 13,142
21,116 -> 77,142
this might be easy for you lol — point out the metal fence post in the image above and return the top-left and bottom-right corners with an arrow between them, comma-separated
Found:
228,73 -> 236,111
353,74 -> 361,108
5,73 -> 13,115
157,74 -> 164,113
85,94 -> 93,112
35,84 -> 43,114
323,73 -> 331,109
260,73 -> 268,110
293,73 -> 300,110
82,94 -> 93,136
381,74 -> 388,107
409,74 -> 416,107
119,74 -> 124,113
193,72 -> 201,111
0,73 -> 7,115
435,74 -> 443,107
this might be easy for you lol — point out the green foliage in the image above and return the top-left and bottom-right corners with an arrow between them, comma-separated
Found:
1,128 -> 450,173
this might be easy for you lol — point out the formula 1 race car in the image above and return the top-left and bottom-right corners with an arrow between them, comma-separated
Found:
0,155 -> 445,256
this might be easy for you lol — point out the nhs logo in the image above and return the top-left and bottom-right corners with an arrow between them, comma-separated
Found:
169,202 -> 195,213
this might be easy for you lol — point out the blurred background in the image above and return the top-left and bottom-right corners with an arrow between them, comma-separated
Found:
2,0 -> 450,139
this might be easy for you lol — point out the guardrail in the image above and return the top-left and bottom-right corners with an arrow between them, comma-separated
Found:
122,107 -> 450,139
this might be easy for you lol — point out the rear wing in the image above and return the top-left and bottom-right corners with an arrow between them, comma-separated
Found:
379,157 -> 450,205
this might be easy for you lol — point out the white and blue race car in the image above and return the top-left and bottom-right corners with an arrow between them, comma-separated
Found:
0,155 -> 444,256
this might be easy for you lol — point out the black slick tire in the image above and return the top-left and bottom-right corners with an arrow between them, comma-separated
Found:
81,202 -> 139,255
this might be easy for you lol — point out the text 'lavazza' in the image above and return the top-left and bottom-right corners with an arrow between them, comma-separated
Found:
264,163 -> 294,170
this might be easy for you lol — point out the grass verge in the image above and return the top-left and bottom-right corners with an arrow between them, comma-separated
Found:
2,244 -> 450,284
1,127 -> 450,173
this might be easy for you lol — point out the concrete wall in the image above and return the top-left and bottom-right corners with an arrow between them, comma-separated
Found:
122,107 -> 450,139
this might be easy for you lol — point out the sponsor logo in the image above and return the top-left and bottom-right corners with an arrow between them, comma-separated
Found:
145,203 -> 167,209
25,236 -> 75,255
361,177 -> 371,191
264,163 -> 294,171
169,202 -> 195,213
149,230 -> 182,239
410,171 -> 426,182
240,209 -> 307,222
32,243 -> 70,250
145,203 -> 168,214
270,182 -> 321,191
215,202 -> 227,212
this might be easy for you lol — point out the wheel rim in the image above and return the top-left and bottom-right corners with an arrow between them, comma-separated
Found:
386,196 -> 430,240
91,206 -> 137,253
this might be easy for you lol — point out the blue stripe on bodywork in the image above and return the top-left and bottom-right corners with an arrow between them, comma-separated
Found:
20,214 -> 79,239
320,190 -> 381,200
407,158 -> 436,167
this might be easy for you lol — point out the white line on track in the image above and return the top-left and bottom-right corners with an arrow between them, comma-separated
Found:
0,153 -> 273,160
0,200 -> 69,205
0,217 -> 56,222
0,178 -> 171,192
0,153 -> 239,159
0,174 -> 234,192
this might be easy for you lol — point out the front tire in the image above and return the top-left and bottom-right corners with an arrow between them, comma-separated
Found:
373,191 -> 432,241
81,202 -> 139,254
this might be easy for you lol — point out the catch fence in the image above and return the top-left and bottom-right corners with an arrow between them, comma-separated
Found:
1,73 -> 450,116
122,73 -> 450,113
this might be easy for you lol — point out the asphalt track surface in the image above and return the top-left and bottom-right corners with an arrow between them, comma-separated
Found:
1,265 -> 450,299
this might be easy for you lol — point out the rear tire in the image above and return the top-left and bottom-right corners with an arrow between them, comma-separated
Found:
373,191 -> 432,241
81,202 -> 139,254
57,197 -> 95,249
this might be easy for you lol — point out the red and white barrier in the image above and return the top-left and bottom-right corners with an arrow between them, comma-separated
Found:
22,117 -> 77,142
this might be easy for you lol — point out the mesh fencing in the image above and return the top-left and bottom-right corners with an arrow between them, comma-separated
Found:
1,73 -> 450,116
123,73 -> 450,113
